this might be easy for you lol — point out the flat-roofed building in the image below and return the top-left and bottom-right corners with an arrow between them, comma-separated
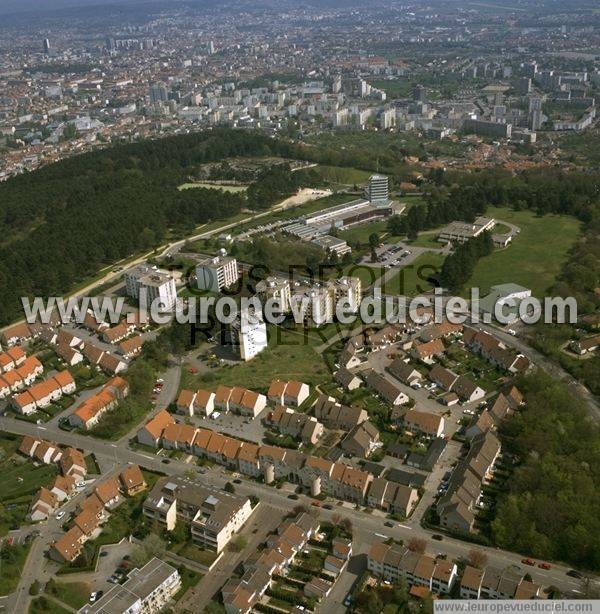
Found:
196,251 -> 239,292
124,264 -> 177,310
79,557 -> 181,614
143,476 -> 253,552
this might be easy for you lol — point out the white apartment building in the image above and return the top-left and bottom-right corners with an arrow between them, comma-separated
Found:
196,251 -> 240,292
234,309 -> 268,361
80,557 -> 181,614
364,174 -> 389,204
124,264 -> 177,310
256,276 -> 292,313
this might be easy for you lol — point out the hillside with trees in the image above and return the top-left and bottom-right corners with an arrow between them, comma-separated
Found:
0,130 -> 315,326
492,373 -> 600,571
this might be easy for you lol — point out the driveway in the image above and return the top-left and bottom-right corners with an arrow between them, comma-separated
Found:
173,504 -> 285,613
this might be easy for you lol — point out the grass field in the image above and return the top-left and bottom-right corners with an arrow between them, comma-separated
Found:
464,207 -> 581,298
0,542 -> 30,596
30,597 -> 71,614
181,326 -> 331,394
383,252 -> 445,296
314,165 -> 372,186
339,220 -> 389,245
178,182 -> 248,193
332,263 -> 385,287
0,433 -> 58,536
46,579 -> 90,609
406,233 -> 444,249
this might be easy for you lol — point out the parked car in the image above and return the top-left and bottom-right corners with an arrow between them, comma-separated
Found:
538,562 -> 551,570
384,521 -> 394,528
567,570 -> 583,579
431,534 -> 443,541
287,494 -> 299,500
522,558 -> 536,566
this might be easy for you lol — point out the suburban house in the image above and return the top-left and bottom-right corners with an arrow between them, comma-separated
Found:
334,368 -> 362,391
215,385 -> 267,418
265,405 -> 324,445
28,487 -> 59,521
60,447 -> 87,482
428,365 -> 459,391
387,359 -> 422,385
367,541 -> 458,595
411,339 -> 445,364
267,380 -> 310,407
453,375 -> 486,403
340,421 -> 381,458
50,475 -> 77,501
176,389 -> 216,417
403,410 -> 445,438
365,370 -> 409,405
366,478 -> 419,517
68,376 -> 129,430
437,431 -> 501,534
313,394 -> 368,430
570,334 -> 600,355
120,464 -> 147,496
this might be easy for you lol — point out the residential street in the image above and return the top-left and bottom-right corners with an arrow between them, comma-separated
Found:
0,416 -> 595,608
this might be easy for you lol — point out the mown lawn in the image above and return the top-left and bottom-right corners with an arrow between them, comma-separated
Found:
339,220 -> 389,245
464,207 -> 581,298
314,165 -> 373,186
181,326 -> 331,394
383,252 -> 445,296
45,579 -> 90,609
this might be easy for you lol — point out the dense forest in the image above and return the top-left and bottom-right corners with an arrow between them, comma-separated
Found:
492,373 -> 600,571
0,130 -> 315,326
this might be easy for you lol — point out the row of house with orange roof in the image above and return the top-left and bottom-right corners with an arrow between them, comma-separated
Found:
19,436 -> 88,522
0,356 -> 44,399
368,540 -> 542,601
176,385 -> 267,419
19,436 -> 87,480
50,465 -> 147,563
137,411 -> 419,514
222,511 -> 323,614
12,370 -> 76,415
0,345 -> 27,372
68,376 -> 129,430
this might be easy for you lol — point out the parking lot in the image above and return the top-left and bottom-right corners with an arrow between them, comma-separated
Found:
189,407 -> 269,443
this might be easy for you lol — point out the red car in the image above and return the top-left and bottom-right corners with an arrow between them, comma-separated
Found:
521,558 -> 536,566
538,562 -> 551,570
189,368 -> 198,374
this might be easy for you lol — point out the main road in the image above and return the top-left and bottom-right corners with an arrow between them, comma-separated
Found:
0,416 -> 593,604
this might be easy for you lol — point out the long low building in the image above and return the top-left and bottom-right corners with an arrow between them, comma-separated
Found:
79,557 -> 181,614
368,541 -> 541,600
436,431 -> 501,533
137,414 -> 417,511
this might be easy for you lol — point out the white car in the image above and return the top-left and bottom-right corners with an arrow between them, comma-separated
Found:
55,511 -> 65,520
89,592 -> 99,603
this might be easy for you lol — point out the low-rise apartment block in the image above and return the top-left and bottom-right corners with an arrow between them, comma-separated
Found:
143,476 -> 253,552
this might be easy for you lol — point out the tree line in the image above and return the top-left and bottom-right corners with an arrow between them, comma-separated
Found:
492,373 -> 600,571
